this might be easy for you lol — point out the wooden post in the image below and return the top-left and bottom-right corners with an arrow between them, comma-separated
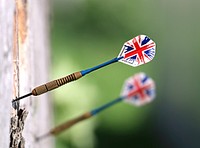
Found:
0,0 -> 53,147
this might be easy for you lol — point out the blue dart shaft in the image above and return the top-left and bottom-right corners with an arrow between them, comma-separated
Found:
90,96 -> 124,116
81,56 -> 123,76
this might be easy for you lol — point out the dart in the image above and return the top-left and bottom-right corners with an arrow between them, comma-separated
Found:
36,72 -> 156,141
13,35 -> 156,102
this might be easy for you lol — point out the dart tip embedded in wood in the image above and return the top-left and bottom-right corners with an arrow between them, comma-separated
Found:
35,132 -> 51,142
12,92 -> 32,103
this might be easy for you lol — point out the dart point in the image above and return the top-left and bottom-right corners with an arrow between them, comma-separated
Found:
12,92 -> 32,103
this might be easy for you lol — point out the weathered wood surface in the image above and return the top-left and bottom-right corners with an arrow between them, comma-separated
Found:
0,0 -> 15,147
0,0 -> 53,147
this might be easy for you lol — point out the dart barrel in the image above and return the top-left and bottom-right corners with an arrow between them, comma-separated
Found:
32,72 -> 82,96
49,112 -> 92,135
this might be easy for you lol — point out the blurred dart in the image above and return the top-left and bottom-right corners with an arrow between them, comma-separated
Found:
36,72 -> 156,141
13,35 -> 156,102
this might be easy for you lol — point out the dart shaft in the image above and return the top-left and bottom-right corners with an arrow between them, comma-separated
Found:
31,72 -> 82,96
81,57 -> 123,76
91,97 -> 124,115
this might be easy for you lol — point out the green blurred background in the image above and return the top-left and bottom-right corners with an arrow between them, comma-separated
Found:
49,0 -> 200,147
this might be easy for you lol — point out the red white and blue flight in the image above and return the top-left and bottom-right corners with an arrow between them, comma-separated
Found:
121,72 -> 156,106
118,35 -> 156,67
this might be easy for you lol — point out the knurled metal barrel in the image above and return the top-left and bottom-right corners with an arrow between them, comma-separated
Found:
31,72 -> 82,96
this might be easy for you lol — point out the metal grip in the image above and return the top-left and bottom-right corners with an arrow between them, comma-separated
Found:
56,72 -> 76,86
50,112 -> 92,135
32,72 -> 82,96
